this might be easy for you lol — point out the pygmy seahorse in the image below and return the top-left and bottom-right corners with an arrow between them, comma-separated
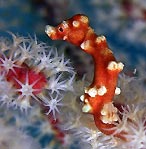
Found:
45,14 -> 125,139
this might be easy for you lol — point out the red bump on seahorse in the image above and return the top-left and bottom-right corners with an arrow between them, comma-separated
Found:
45,14 -> 125,139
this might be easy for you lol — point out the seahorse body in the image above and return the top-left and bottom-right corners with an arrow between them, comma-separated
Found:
45,14 -> 125,139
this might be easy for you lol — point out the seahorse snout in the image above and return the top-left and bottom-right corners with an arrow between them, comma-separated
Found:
45,25 -> 56,38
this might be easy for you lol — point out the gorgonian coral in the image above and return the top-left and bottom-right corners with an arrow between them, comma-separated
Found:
0,32 -> 75,118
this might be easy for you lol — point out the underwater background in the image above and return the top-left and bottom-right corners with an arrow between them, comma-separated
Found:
1,0 -> 146,148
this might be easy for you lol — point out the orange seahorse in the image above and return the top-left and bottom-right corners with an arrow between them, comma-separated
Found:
45,14 -> 125,139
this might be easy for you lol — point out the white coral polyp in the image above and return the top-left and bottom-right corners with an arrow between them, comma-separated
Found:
0,54 -> 20,73
43,94 -> 63,119
14,72 -> 40,102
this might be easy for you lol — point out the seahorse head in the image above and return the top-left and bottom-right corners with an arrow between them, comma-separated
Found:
45,14 -> 89,46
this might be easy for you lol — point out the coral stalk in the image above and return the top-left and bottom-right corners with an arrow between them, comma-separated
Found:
45,14 -> 125,139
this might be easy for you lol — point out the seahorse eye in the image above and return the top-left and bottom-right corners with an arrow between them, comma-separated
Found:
58,27 -> 64,32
